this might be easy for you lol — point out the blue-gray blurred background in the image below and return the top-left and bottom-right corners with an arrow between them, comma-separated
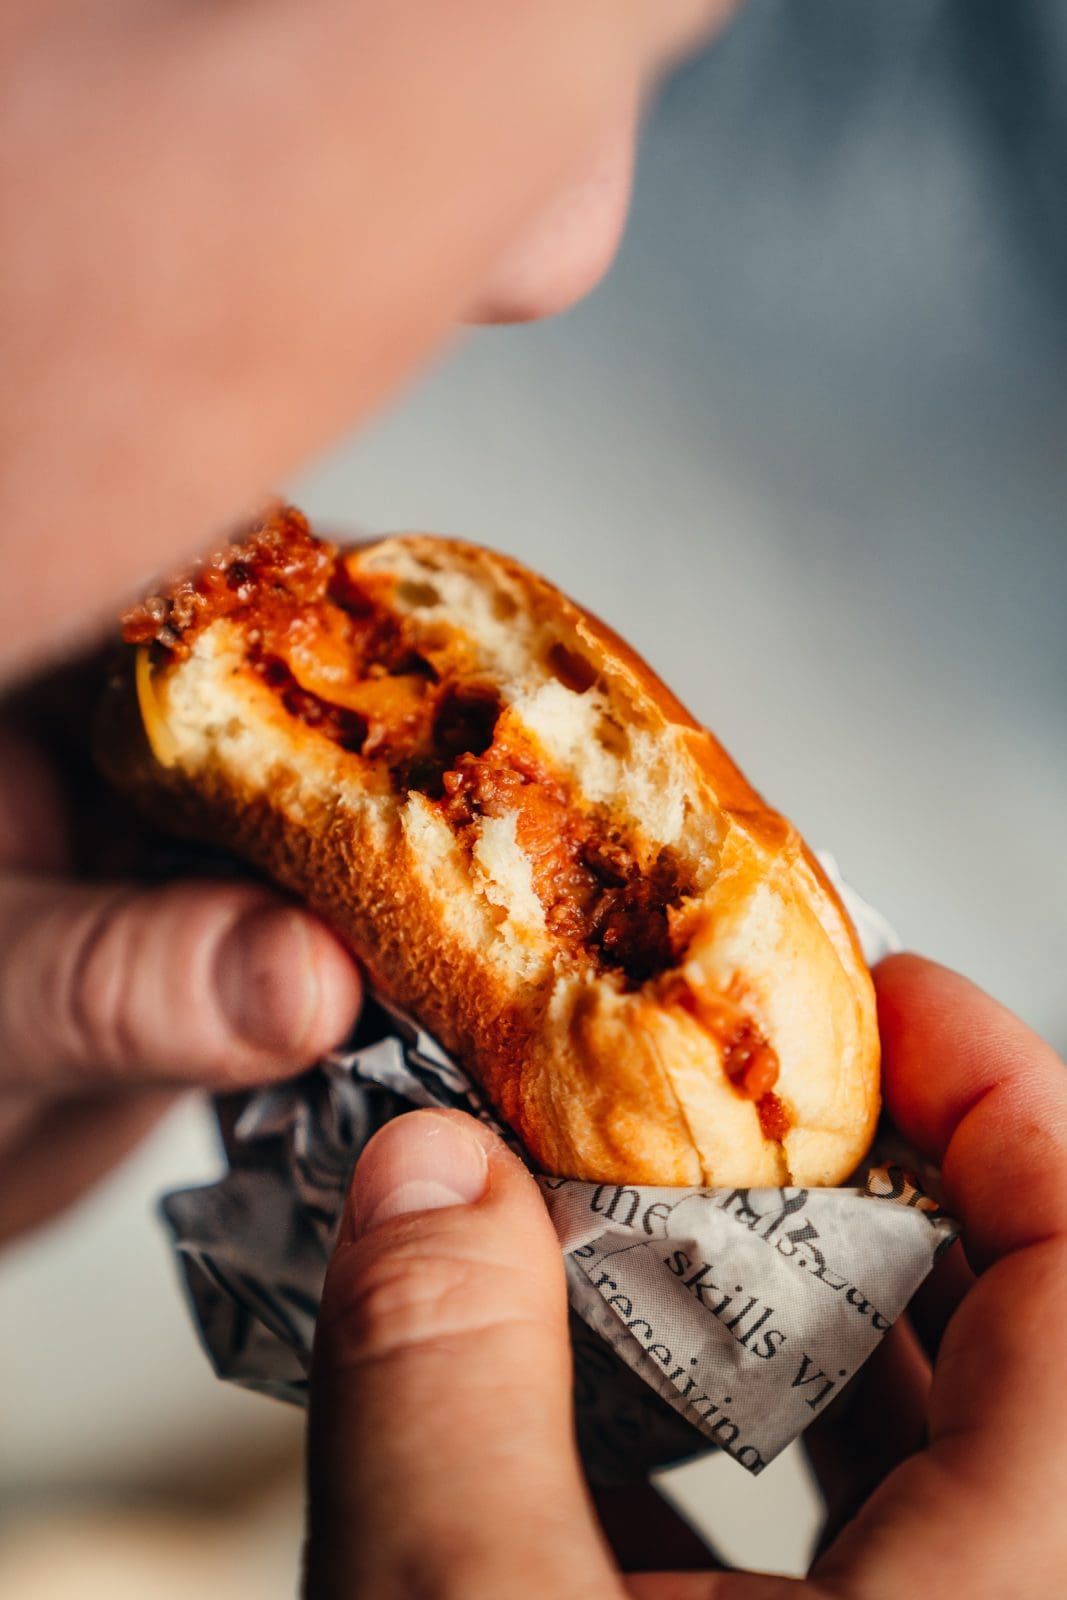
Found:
3,4 -> 1065,1592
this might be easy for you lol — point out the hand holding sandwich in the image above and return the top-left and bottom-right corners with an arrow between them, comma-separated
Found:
0,668 -> 362,1245
305,955 -> 1067,1597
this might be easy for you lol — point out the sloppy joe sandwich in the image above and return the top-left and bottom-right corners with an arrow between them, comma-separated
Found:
106,505 -> 880,1186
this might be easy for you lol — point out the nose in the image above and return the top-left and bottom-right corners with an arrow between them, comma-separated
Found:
466,122 -> 637,324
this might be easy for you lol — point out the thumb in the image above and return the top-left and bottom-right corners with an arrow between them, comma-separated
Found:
305,1110 -> 621,1600
0,874 -> 361,1090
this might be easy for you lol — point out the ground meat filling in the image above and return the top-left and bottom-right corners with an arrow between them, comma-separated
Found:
124,514 -> 691,985
122,507 -> 337,655
757,1092 -> 791,1143
250,654 -> 370,753
439,742 -> 689,986
126,510 -> 788,1127
663,977 -> 788,1136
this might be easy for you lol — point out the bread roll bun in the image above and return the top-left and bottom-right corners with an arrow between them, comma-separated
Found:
105,505 -> 879,1186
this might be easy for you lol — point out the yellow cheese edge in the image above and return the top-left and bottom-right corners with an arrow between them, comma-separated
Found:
135,647 -> 180,769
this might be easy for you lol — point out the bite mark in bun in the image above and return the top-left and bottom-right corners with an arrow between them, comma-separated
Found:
107,505 -> 880,1186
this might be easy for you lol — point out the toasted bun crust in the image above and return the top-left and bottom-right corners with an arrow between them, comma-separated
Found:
102,507 -> 879,1185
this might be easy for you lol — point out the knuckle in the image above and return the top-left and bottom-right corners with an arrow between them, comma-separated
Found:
64,891 -> 144,1072
327,1239 -> 525,1367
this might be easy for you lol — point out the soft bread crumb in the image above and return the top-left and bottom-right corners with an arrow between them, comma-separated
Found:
365,538 -> 719,874
124,531 -> 880,1187
471,812 -> 545,935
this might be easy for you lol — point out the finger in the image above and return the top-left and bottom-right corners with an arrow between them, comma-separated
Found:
0,1088 -> 176,1248
904,1238 -> 975,1365
810,956 -> 1067,1595
806,1244 -> 976,1542
306,1110 -> 621,1600
876,953 -> 1067,1266
804,1318 -> 930,1554
0,875 -> 361,1091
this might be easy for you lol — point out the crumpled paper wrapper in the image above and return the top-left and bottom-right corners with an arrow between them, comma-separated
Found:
162,857 -> 956,1480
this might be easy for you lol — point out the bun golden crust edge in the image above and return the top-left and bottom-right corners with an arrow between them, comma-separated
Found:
102,509 -> 880,1186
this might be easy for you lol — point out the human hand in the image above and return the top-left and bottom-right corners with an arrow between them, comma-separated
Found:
0,653 -> 362,1247
304,954 -> 1067,1597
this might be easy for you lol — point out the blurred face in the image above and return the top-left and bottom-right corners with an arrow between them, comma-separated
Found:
2,0 -> 738,685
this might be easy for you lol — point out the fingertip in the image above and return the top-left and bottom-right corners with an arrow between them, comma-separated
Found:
874,950 -> 1064,1166
345,1109 -> 537,1236
872,953 -> 974,1156
872,950 -> 946,1037
355,1107 -> 531,1178
296,915 -> 364,1055
348,1110 -> 490,1236
211,898 -> 360,1076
